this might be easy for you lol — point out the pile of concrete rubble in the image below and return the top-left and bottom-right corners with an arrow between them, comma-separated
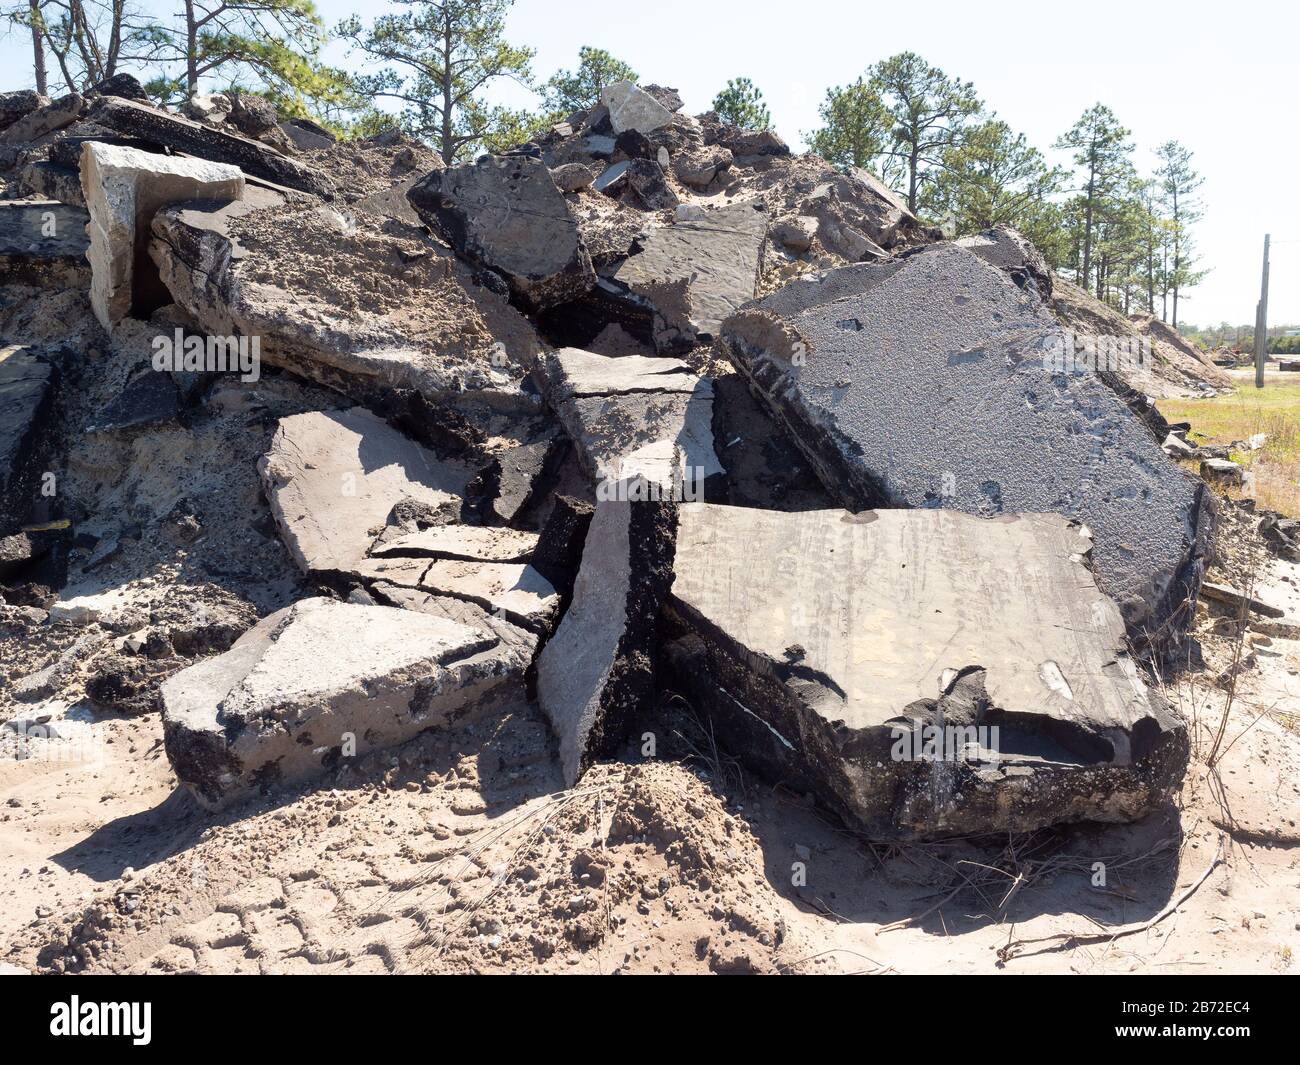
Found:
1,76 -> 1227,839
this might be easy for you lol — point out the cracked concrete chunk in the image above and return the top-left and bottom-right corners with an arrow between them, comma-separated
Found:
87,95 -> 331,195
258,407 -> 474,577
1200,457 -> 1243,487
407,154 -> 594,312
0,92 -> 84,144
352,554 -> 558,633
417,558 -> 558,632
162,598 -> 530,807
530,494 -> 593,604
664,504 -> 1188,840
551,162 -> 594,192
20,160 -> 84,207
0,90 -> 46,132
0,200 -> 90,287
150,190 -> 544,404
618,159 -> 678,212
672,145 -> 733,189
259,407 -> 557,630
81,142 -> 244,329
536,482 -> 678,785
485,430 -> 565,526
957,225 -> 1054,299
722,242 -> 1210,647
800,168 -> 933,252
771,216 -> 816,253
371,524 -> 538,562
613,201 -> 766,351
280,118 -> 334,151
600,80 -> 673,135
533,347 -> 722,492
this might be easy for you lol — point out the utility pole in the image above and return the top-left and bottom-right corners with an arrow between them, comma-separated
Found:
1254,234 -> 1271,389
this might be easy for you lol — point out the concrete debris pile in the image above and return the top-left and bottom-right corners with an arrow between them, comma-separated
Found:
0,79 -> 1238,842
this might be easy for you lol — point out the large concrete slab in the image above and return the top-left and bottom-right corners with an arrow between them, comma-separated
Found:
612,201 -> 766,352
721,242 -> 1211,648
258,407 -> 473,578
407,154 -> 595,312
87,95 -> 332,196
533,347 -> 722,494
81,142 -> 244,329
664,504 -> 1189,840
150,190 -> 545,405
162,598 -> 531,807
600,81 -> 673,135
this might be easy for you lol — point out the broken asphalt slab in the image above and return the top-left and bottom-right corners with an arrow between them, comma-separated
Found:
407,154 -> 595,312
258,406 -> 474,578
150,189 -> 545,406
87,95 -> 332,196
663,503 -> 1189,841
721,241 -> 1212,648
162,597 -> 532,807
259,407 -> 559,632
535,478 -> 678,785
600,80 -> 674,135
0,91 -> 85,144
532,346 -> 722,493
0,346 -> 57,536
0,200 -> 89,288
612,201 -> 766,352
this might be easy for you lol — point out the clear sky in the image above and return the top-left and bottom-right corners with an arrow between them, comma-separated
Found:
2,0 -> 1295,325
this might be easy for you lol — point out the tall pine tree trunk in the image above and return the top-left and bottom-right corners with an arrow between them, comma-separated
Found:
1081,164 -> 1096,290
28,0 -> 47,95
184,0 -> 198,95
439,12 -> 454,166
1170,188 -> 1181,330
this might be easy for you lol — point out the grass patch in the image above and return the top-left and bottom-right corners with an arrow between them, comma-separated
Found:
1159,377 -> 1300,517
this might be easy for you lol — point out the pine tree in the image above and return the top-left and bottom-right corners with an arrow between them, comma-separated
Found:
923,118 -> 1067,266
1154,140 -> 1206,328
338,0 -> 535,165
711,76 -> 770,130
6,0 -> 162,93
140,0 -> 352,115
869,52 -> 981,213
541,45 -> 636,116
807,76 -> 889,171
809,53 -> 981,212
1054,104 -> 1133,293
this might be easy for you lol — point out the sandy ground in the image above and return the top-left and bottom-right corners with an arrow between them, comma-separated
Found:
2,543 -> 1296,974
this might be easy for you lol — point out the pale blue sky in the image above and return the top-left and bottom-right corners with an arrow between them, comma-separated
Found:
2,0 -> 1294,325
